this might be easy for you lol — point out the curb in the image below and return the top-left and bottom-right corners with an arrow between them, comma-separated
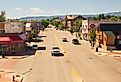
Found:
0,56 -> 30,60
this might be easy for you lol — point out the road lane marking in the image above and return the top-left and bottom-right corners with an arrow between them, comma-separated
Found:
71,67 -> 84,82
54,35 -> 84,82
54,35 -> 66,55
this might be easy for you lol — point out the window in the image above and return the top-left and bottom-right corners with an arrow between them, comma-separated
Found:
0,29 -> 5,33
18,25 -> 21,27
19,43 -> 21,48
117,40 -> 121,44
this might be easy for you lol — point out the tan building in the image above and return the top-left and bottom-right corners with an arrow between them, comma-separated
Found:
0,21 -> 25,34
65,15 -> 86,29
5,21 -> 25,33
96,22 -> 121,50
0,21 -> 26,55
0,22 -> 5,33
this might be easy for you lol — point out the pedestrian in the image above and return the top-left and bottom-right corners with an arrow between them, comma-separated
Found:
12,75 -> 15,82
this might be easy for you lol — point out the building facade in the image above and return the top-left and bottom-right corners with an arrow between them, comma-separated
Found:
0,21 -> 26,55
81,20 -> 100,40
96,22 -> 121,50
65,15 -> 86,29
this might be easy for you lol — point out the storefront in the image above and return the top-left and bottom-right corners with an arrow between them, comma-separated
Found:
0,35 -> 25,56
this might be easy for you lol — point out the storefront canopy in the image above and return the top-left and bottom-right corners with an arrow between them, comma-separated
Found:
0,35 -> 23,44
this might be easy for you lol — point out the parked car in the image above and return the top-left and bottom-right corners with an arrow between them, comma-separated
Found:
32,45 -> 38,50
72,38 -> 79,44
62,37 -> 67,42
51,46 -> 60,56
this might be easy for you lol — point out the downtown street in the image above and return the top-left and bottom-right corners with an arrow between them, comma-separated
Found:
1,27 -> 121,82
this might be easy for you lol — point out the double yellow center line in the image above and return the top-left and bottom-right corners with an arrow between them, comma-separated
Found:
54,34 -> 84,82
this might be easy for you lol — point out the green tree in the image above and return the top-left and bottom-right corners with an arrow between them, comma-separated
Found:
41,19 -> 49,28
89,28 -> 96,47
0,11 -> 6,22
106,15 -> 111,19
73,19 -> 82,37
98,14 -> 105,20
58,23 -> 64,30
109,16 -> 118,21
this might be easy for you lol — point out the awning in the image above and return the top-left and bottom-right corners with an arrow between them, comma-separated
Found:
10,35 -> 24,43
0,37 -> 11,44
0,37 -> 11,42
0,35 -> 24,45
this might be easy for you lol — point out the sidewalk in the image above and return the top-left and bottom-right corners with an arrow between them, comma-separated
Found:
0,53 -> 28,82
94,47 -> 121,62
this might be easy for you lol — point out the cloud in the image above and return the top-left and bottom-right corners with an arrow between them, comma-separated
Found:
14,8 -> 22,11
29,8 -> 43,15
48,10 -> 58,15
52,10 -> 58,13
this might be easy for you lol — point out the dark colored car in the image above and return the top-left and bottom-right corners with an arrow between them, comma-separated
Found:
62,37 -> 67,42
72,38 -> 79,44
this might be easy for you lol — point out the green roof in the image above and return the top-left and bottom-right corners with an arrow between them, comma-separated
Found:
104,31 -> 115,36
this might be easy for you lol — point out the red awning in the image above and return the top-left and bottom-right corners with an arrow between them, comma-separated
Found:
0,35 -> 24,45
0,37 -> 11,42
0,37 -> 11,44
10,35 -> 24,43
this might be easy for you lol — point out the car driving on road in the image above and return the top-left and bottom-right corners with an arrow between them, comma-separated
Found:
32,44 -> 38,50
62,37 -> 68,42
51,46 -> 60,56
72,38 -> 79,44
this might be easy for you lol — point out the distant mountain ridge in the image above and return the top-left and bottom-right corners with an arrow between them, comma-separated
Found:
104,11 -> 121,16
19,11 -> 121,20
19,15 -> 66,20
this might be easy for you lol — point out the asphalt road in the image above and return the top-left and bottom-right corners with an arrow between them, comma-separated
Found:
13,28 -> 121,82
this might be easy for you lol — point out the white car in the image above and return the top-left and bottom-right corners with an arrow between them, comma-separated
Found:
32,45 -> 38,50
51,46 -> 60,56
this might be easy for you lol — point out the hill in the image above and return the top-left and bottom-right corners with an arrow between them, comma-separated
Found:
18,11 -> 121,21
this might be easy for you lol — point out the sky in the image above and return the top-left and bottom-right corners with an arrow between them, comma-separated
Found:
0,0 -> 121,18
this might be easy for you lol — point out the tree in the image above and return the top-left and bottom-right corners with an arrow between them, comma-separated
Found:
0,11 -> 6,22
58,23 -> 64,30
98,14 -> 105,20
89,28 -> 96,47
106,15 -> 111,19
41,19 -> 49,28
73,19 -> 82,37
109,16 -> 118,21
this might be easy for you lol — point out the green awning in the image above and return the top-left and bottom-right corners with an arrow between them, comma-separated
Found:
104,31 -> 115,36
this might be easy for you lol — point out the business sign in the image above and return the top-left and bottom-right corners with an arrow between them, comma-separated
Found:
90,24 -> 96,28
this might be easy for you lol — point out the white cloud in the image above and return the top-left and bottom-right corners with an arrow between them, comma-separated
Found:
29,8 -> 43,15
48,10 -> 58,15
14,8 -> 22,11
52,10 -> 58,13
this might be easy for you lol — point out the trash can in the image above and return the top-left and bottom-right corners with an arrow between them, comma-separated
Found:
96,47 -> 98,52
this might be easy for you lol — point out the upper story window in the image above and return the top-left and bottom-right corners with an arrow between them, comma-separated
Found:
0,29 -> 5,33
18,25 -> 20,27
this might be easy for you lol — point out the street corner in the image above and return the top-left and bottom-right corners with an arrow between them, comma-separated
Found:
0,73 -> 12,82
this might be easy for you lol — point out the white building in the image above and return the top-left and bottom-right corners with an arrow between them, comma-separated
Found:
81,20 -> 100,40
